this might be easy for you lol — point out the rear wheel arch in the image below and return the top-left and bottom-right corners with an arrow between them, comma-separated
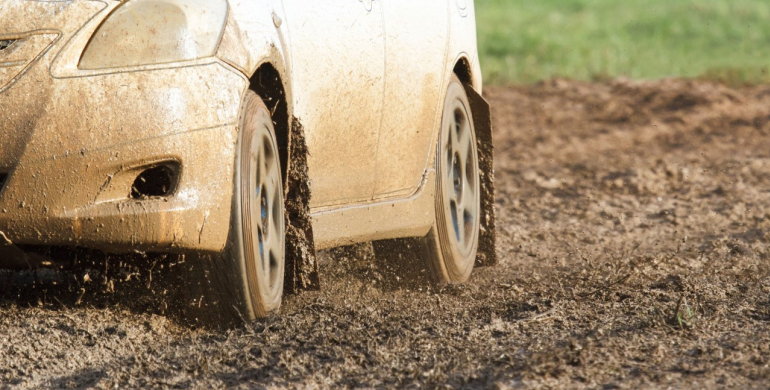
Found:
452,56 -> 474,89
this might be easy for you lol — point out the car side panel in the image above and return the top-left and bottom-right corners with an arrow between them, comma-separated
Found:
220,0 -> 483,253
311,1 -> 485,250
281,0 -> 386,210
373,0 -> 449,200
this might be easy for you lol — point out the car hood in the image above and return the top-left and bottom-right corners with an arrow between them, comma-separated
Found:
0,0 -> 108,35
0,0 -> 107,171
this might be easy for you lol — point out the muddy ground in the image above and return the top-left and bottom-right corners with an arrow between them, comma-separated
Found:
2,79 -> 770,389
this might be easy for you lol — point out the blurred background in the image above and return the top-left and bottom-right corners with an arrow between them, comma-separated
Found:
477,0 -> 770,85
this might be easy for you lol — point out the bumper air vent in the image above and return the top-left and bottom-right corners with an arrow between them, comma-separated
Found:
131,164 -> 179,199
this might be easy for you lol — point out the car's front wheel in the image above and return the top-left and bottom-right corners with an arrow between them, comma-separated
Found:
179,90 -> 285,326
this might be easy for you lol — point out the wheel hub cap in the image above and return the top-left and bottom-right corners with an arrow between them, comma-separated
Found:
442,103 -> 479,257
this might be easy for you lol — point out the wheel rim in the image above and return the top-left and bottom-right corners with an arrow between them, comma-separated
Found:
245,120 -> 284,298
440,98 -> 480,258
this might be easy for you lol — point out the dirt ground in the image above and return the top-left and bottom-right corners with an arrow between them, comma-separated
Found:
2,79 -> 770,389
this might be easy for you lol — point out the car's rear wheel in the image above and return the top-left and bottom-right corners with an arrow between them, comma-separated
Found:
374,75 -> 480,284
179,91 -> 285,325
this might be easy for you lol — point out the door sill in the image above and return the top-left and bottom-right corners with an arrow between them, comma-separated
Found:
310,170 -> 435,250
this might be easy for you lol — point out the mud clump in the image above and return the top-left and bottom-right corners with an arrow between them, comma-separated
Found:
466,84 -> 497,267
283,118 -> 320,294
2,79 -> 770,388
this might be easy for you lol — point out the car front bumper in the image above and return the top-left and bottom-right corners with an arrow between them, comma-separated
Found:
0,121 -> 240,254
1,31 -> 249,255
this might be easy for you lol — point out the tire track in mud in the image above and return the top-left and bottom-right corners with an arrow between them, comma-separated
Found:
2,79 -> 770,389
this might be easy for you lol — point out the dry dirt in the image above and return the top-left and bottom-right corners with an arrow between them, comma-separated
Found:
2,79 -> 770,389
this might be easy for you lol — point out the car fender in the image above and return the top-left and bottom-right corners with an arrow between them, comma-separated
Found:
447,0 -> 482,93
217,1 -> 292,97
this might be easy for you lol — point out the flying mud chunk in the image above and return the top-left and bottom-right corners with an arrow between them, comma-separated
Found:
465,85 -> 497,267
284,119 -> 320,294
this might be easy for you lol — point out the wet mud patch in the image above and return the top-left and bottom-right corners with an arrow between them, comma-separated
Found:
2,79 -> 770,388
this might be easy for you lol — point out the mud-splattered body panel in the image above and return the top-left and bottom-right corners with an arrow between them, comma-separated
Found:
0,1 -> 246,253
281,0 -> 386,209
0,0 -> 487,257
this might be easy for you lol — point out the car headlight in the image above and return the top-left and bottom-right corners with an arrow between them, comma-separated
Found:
79,0 -> 228,70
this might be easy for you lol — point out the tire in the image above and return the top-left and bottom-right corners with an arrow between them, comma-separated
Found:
176,91 -> 285,326
374,75 -> 481,284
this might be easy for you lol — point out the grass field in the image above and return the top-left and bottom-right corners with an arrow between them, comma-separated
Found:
476,0 -> 770,85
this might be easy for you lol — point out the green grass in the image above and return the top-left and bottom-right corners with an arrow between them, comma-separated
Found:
476,0 -> 770,85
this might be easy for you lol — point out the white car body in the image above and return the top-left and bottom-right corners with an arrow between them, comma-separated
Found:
0,0 -> 490,272
227,0 -> 484,249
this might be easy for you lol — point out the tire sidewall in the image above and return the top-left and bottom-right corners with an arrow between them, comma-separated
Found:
231,91 -> 285,317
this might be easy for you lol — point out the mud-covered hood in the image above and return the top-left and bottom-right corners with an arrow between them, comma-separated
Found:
0,0 -> 108,35
0,0 -> 107,171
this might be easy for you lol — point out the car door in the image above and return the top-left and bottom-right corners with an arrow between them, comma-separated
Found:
374,1 -> 449,199
281,0 -> 385,208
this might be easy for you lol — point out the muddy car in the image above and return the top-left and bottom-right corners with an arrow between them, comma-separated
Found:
0,0 -> 494,325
